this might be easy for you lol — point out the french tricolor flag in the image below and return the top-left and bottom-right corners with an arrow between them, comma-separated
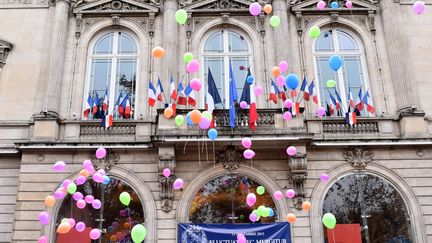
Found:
148,81 -> 156,107
348,88 -> 355,108
177,83 -> 187,106
345,112 -> 357,125
92,92 -> 100,115
102,88 -> 109,112
102,113 -> 113,128
356,88 -> 364,111
249,83 -> 258,131
116,91 -> 124,116
156,78 -> 164,102
122,93 -> 131,118
83,93 -> 93,119
185,84 -> 196,107
206,68 -> 222,113
308,80 -> 318,104
169,76 -> 177,101
300,77 -> 309,101
329,92 -> 337,116
269,81 -> 279,104
363,90 -> 375,114
278,86 -> 287,101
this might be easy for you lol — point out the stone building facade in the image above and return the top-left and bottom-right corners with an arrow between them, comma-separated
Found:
0,0 -> 432,242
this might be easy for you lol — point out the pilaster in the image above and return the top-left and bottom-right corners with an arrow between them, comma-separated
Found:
271,0 -> 290,63
161,0 -> 179,88
158,147 -> 176,212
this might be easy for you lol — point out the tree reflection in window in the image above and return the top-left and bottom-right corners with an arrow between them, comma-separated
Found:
189,174 -> 276,224
56,178 -> 144,242
323,173 -> 412,243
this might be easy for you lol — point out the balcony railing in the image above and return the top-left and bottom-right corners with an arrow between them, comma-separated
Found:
80,123 -> 136,137
322,120 -> 379,134
212,109 -> 276,128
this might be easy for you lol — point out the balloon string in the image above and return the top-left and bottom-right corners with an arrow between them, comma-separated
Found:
213,141 -> 216,167
197,128 -> 201,166
250,159 -> 253,168
205,137 -> 209,162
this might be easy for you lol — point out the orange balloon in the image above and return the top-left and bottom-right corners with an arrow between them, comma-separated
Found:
45,195 -> 56,207
286,213 -> 297,223
123,222 -> 130,229
79,169 -> 89,177
302,201 -> 312,211
190,110 -> 202,124
263,4 -> 272,14
152,46 -> 165,59
57,222 -> 72,234
110,235 -> 117,241
164,107 -> 174,119
272,66 -> 280,77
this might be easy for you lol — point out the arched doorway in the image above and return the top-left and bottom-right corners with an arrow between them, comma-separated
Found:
323,173 -> 412,243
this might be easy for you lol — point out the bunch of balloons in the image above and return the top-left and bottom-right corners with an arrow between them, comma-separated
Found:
172,110 -> 219,141
249,205 -> 274,222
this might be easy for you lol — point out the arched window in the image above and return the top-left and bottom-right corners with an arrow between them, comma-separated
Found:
189,174 -> 276,224
323,173 -> 412,242
84,31 -> 138,119
314,29 -> 372,116
202,29 -> 251,108
56,178 -> 144,242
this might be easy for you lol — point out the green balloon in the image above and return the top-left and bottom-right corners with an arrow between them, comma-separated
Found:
175,115 -> 184,127
175,9 -> 187,25
262,208 -> 270,217
256,186 -> 265,195
119,192 -> 131,206
202,111 -> 212,120
257,205 -> 266,216
252,210 -> 261,221
131,224 -> 147,243
309,26 -> 321,39
326,79 -> 336,88
270,16 -> 280,28
322,213 -> 337,229
183,52 -> 194,64
61,218 -> 68,223
67,183 -> 77,194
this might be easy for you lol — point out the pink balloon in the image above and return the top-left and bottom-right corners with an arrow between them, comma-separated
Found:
274,191 -> 283,200
75,175 -> 86,186
82,159 -> 93,169
278,61 -> 288,73
276,75 -> 285,87
286,189 -> 296,199
243,149 -> 255,159
95,147 -> 106,159
246,193 -> 257,207
413,1 -> 425,15
85,195 -> 94,204
38,236 -> 48,243
68,218 -> 76,228
317,0 -> 326,10
320,173 -> 330,182
249,212 -> 258,222
173,178 -> 184,190
38,211 -> 50,225
237,234 -> 247,243
240,101 -> 248,109
198,117 -> 211,130
54,189 -> 66,199
163,168 -> 171,178
93,173 -> 104,183
186,60 -> 200,73
284,99 -> 293,108
249,2 -> 261,16
345,1 -> 352,9
52,161 -> 66,172
62,179 -> 72,189
190,78 -> 202,91
89,229 -> 101,240
97,169 -> 106,176
75,222 -> 86,232
87,166 -> 95,175
254,86 -> 263,96
92,199 -> 102,209
241,137 -> 252,149
72,192 -> 84,201
76,199 -> 86,209
286,146 -> 297,156
317,107 -> 326,117
283,111 -> 292,121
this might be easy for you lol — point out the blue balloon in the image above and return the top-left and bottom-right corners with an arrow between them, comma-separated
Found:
285,74 -> 299,89
330,1 -> 339,9
247,76 -> 254,84
329,55 -> 343,71
268,208 -> 274,217
102,175 -> 110,185
208,128 -> 218,141
186,112 -> 194,126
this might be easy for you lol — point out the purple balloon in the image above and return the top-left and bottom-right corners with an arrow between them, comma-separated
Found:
72,192 -> 84,201
241,137 -> 252,149
75,222 -> 86,232
163,168 -> 171,178
112,221 -> 119,228
97,169 -> 106,176
54,189 -> 66,199
173,178 -> 184,190
317,0 -> 326,10
249,2 -> 261,16
190,78 -> 202,91
246,193 -> 256,207
68,218 -> 76,227
92,199 -> 102,209
38,211 -> 50,225
76,199 -> 86,209
186,60 -> 200,73
52,161 -> 66,171
198,117 -> 211,130
243,149 -> 256,159
316,107 -> 326,117
283,111 -> 292,121
85,195 -> 94,204
413,1 -> 425,15
286,146 -> 297,156
38,236 -> 48,243
249,212 -> 258,222
240,101 -> 248,109
93,173 -> 104,183
274,191 -> 283,200
119,209 -> 128,217
62,179 -> 72,189
284,99 -> 293,108
286,189 -> 296,199
254,85 -> 263,96
82,159 -> 93,169
345,1 -> 352,8
87,166 -> 95,175
279,61 -> 288,73
95,147 -> 106,159
276,75 -> 285,87
320,173 -> 330,182
89,229 -> 101,240
75,175 -> 86,186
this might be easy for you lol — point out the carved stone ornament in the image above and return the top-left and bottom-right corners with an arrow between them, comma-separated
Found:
0,40 -> 13,68
73,0 -> 160,16
89,149 -> 120,171
342,146 -> 374,170
180,0 -> 270,14
159,153 -> 176,212
216,145 -> 243,172
287,153 -> 307,209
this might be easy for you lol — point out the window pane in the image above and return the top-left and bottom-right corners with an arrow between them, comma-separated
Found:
230,57 -> 250,99
228,32 -> 248,52
116,59 -> 137,118
189,174 -> 276,224
93,33 -> 114,54
89,59 -> 111,119
56,178 -> 144,242
204,57 -> 225,108
118,32 -> 137,54
337,31 -> 359,51
323,174 -> 412,243
204,31 -> 223,53
316,57 -> 339,108
315,30 -> 334,52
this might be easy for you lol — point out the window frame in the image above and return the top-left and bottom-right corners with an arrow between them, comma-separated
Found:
82,30 -> 140,120
200,28 -> 253,108
312,28 -> 372,115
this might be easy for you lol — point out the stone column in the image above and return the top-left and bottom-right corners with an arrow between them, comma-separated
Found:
271,0 -> 290,64
45,0 -> 70,116
161,0 -> 178,91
